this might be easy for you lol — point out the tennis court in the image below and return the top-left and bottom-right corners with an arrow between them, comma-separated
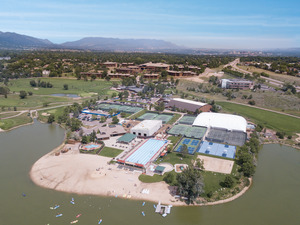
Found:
174,137 -> 201,154
137,112 -> 159,120
137,112 -> 173,124
178,115 -> 196,125
197,141 -> 236,159
154,114 -> 173,123
98,104 -> 143,114
168,125 -> 207,139
206,128 -> 246,146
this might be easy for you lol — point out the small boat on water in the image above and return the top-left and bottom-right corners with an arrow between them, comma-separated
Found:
56,213 -> 63,217
51,205 -> 60,210
142,202 -> 145,206
22,193 -> 26,197
76,214 -> 81,218
70,220 -> 78,224
98,219 -> 102,224
141,211 -> 145,216
70,201 -> 75,204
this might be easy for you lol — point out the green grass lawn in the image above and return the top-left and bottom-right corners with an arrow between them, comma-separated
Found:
167,135 -> 181,145
0,112 -> 32,130
7,78 -> 114,96
38,106 -> 67,122
128,109 -> 146,119
201,171 -> 227,195
160,152 -> 197,165
167,113 -> 181,125
99,146 -> 123,158
0,112 -> 20,119
218,101 -> 300,134
0,94 -> 68,110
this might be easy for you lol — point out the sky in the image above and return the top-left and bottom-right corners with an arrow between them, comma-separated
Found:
0,0 -> 300,49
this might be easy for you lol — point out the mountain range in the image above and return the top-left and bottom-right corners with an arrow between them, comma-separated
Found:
0,31 -> 180,51
1,31 -> 300,56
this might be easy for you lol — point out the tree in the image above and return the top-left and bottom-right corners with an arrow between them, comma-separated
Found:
163,172 -> 176,185
19,90 -> 27,99
0,86 -> 10,96
181,144 -> 189,155
222,175 -> 234,188
112,116 -> 119,124
28,91 -> 33,96
81,135 -> 88,144
241,162 -> 256,177
100,116 -> 106,123
29,80 -> 37,87
47,114 -> 55,123
161,70 -> 168,78
194,158 -> 204,170
63,84 -> 68,90
90,130 -> 97,142
176,167 -> 204,204
248,100 -> 256,105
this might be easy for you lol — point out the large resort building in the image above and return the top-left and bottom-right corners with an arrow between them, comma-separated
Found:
220,79 -> 254,90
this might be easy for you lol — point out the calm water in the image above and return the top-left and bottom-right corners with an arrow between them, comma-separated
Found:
51,93 -> 80,98
0,121 -> 299,225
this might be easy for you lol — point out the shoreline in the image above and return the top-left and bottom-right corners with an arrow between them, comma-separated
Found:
30,146 -> 252,207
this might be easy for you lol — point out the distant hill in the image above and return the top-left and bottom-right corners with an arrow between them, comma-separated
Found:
0,31 -> 54,49
60,37 -> 180,51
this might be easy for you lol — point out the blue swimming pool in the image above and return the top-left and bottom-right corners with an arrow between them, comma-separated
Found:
125,139 -> 167,166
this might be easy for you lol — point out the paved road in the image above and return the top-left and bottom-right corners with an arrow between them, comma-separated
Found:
226,58 -> 300,92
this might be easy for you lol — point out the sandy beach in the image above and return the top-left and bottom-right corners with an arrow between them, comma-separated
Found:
30,152 -> 185,205
30,148 -> 251,206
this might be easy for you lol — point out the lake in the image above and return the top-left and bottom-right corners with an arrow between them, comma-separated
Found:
0,121 -> 299,225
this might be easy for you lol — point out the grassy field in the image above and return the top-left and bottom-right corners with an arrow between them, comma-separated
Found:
160,152 -> 197,165
99,147 -> 123,158
0,112 -> 32,130
0,112 -> 20,119
201,171 -> 227,195
167,113 -> 181,125
167,135 -> 181,145
238,65 -> 300,86
218,101 -> 300,134
0,94 -> 68,110
7,78 -> 114,96
38,106 -> 68,122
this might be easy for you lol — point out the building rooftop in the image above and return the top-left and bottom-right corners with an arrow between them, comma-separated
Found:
172,98 -> 207,107
132,120 -> 162,131
193,112 -> 247,133
117,133 -> 136,143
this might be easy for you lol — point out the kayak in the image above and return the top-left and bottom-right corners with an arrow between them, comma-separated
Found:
76,214 -> 81,218
56,214 -> 63,217
142,202 -> 145,206
98,219 -> 102,224
70,220 -> 78,224
70,201 -> 75,204
142,211 -> 145,216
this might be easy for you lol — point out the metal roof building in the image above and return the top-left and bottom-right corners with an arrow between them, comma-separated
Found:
131,120 -> 162,137
167,98 -> 212,112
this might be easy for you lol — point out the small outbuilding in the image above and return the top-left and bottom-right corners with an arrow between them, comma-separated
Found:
155,166 -> 166,175
117,133 -> 137,144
